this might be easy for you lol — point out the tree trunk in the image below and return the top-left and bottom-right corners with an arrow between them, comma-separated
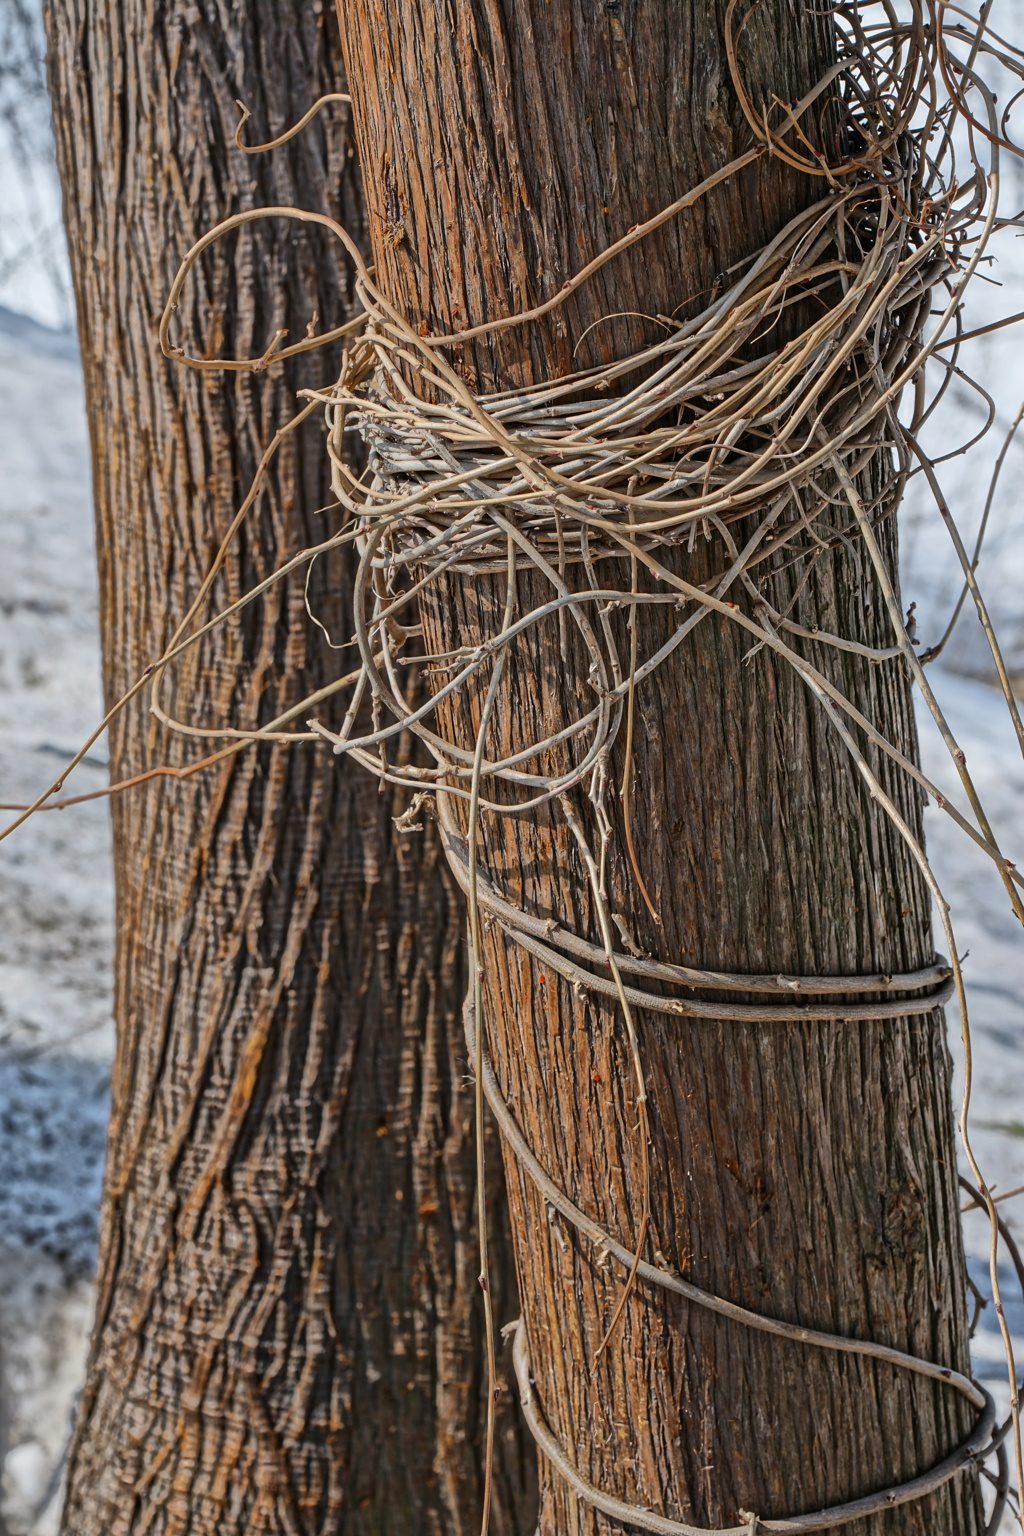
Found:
43,3 -> 533,1532
338,3 -> 984,1532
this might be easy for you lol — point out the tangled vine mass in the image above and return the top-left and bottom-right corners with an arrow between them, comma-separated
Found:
8,0 -> 1024,1531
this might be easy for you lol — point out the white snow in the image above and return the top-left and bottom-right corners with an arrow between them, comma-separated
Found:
0,6 -> 73,331
0,308 -> 113,1536
916,669 -> 1024,1528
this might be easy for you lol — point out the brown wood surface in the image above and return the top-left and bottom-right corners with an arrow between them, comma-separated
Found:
338,2 -> 984,1532
43,3 -> 534,1531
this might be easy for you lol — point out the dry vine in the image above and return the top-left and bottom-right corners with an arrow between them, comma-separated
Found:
7,0 -> 1024,1530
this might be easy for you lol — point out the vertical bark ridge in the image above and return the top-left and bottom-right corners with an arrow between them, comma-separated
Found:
44,2 -> 534,1530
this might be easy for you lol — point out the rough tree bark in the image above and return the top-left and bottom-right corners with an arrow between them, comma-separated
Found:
339,3 -> 983,1533
43,3 -> 532,1532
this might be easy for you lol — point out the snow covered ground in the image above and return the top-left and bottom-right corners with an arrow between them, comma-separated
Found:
918,669 -> 1024,1462
0,307 -> 113,1535
0,34 -> 111,1517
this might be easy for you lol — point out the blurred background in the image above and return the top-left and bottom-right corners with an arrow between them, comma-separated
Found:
0,0 -> 71,328
0,4 -> 112,1533
0,1 -> 1022,1530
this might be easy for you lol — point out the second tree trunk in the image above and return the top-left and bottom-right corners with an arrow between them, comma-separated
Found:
44,2 -> 533,1530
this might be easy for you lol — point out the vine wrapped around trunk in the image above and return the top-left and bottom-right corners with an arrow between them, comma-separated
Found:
310,2 -> 1011,1529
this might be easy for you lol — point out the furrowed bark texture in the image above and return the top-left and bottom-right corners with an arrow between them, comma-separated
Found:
44,4 -> 533,1532
339,3 -> 983,1533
